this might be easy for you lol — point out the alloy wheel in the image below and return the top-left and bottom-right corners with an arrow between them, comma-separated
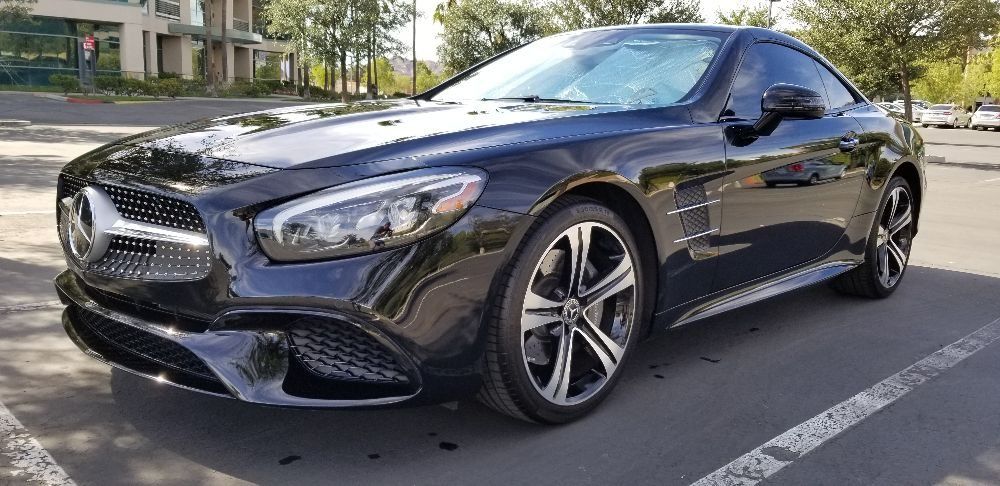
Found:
519,222 -> 636,406
875,186 -> 913,288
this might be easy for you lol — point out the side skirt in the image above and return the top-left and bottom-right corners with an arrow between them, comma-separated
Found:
667,260 -> 858,329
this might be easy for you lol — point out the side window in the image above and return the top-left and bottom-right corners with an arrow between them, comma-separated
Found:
815,62 -> 859,110
725,43 -> 827,120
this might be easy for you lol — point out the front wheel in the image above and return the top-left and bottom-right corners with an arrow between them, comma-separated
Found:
831,177 -> 915,298
478,196 -> 647,423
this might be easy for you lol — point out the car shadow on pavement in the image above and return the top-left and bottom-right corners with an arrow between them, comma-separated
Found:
85,265 -> 1000,486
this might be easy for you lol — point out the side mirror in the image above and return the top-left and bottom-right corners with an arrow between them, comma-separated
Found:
753,83 -> 826,136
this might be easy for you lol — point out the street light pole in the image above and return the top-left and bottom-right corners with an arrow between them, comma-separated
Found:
412,0 -> 417,96
768,0 -> 781,29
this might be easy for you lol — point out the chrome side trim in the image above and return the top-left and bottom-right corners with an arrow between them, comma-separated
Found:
670,260 -> 858,328
668,199 -> 720,214
674,228 -> 719,243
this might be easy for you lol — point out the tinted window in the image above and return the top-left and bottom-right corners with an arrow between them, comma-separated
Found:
978,106 -> 1000,112
930,104 -> 953,110
816,62 -> 858,110
725,43 -> 826,120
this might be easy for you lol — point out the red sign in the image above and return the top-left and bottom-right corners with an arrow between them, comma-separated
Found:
82,35 -> 95,51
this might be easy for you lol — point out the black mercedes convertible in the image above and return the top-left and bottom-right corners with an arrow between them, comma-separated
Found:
55,24 -> 924,423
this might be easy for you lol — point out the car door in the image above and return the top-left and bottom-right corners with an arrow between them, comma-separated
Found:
714,42 -> 866,291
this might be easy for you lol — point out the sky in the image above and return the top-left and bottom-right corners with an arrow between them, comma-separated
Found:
391,0 -> 791,62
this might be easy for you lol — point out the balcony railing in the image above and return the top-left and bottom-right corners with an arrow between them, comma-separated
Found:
155,0 -> 181,20
233,18 -> 250,32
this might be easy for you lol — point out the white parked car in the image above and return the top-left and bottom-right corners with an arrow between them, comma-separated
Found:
921,104 -> 972,128
875,102 -> 905,119
894,99 -> 929,123
970,105 -> 1000,131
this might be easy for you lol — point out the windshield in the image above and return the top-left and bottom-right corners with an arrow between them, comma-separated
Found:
431,30 -> 726,105
978,105 -> 1000,112
930,104 -> 954,110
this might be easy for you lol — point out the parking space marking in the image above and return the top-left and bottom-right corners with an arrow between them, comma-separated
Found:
0,210 -> 56,216
0,301 -> 64,314
690,316 -> 1000,486
1,400 -> 75,485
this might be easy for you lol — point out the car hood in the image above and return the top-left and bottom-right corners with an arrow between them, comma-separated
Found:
113,99 -> 643,169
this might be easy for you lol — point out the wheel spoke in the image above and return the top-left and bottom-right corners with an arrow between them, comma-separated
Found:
542,327 -> 574,403
877,244 -> 891,286
521,310 -> 561,333
567,224 -> 593,297
577,327 -> 618,378
889,204 -> 912,235
523,290 -> 563,313
887,239 -> 907,271
886,188 -> 900,227
581,256 -> 634,311
581,314 -> 626,363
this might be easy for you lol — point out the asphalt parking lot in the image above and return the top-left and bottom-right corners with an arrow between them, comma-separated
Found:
2,95 -> 1000,485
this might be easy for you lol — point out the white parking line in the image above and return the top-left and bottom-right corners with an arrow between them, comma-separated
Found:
691,316 -> 1000,486
1,400 -> 75,485
0,210 -> 56,216
0,301 -> 64,314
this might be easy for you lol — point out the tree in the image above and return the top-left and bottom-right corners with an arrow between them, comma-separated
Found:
0,0 -> 35,24
263,0 -> 323,99
717,3 -> 770,27
435,0 -> 553,72
791,0 -> 1000,121
203,0 -> 217,96
555,0 -> 702,30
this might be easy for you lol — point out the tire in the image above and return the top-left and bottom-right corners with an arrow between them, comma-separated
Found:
765,182 -> 777,188
478,196 -> 649,423
831,176 -> 915,298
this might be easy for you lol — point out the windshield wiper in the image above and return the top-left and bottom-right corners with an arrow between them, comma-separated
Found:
483,95 -> 598,104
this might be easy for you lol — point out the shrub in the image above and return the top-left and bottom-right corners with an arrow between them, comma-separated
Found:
95,75 -> 123,95
122,78 -> 148,96
157,72 -> 180,79
179,77 -> 207,97
157,78 -> 182,98
49,74 -> 79,95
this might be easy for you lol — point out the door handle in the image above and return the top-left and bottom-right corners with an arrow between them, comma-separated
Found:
839,134 -> 859,152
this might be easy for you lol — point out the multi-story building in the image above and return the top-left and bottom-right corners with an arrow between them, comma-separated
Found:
0,0 -> 297,86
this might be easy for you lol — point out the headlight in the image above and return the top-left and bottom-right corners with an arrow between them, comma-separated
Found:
254,167 -> 488,261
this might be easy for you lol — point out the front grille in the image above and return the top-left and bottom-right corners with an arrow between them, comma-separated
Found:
288,320 -> 411,384
58,174 -> 212,281
90,235 -> 212,280
58,174 -> 206,233
72,305 -> 217,381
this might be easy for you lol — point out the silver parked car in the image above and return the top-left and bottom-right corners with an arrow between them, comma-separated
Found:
970,105 -> 1000,130
922,103 -> 972,128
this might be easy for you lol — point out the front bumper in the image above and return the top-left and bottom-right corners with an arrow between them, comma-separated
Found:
56,202 -> 526,408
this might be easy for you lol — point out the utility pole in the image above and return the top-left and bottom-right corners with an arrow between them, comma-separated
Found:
412,0 -> 417,96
